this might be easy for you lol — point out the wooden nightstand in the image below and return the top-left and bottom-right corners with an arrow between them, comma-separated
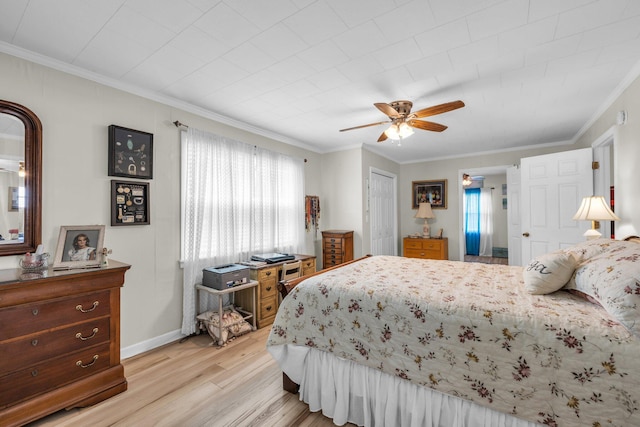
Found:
403,237 -> 448,260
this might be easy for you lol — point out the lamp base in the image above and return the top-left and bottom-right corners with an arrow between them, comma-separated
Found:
422,222 -> 430,238
583,228 -> 602,240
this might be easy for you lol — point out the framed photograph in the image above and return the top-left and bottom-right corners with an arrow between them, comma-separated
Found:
53,225 -> 105,270
108,124 -> 153,179
8,186 -> 19,212
412,179 -> 447,209
111,180 -> 150,226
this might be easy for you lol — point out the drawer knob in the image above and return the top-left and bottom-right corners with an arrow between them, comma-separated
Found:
32,308 -> 39,316
31,369 -> 38,377
76,301 -> 99,313
266,285 -> 272,291
76,355 -> 99,368
76,328 -> 99,341
265,305 -> 273,312
265,271 -> 271,277
31,339 -> 38,347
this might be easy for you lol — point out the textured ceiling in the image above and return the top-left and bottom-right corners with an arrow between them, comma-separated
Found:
1,0 -> 640,163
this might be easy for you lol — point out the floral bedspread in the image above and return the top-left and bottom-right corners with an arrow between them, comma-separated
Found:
267,256 -> 640,427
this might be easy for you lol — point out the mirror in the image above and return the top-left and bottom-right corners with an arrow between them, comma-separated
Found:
0,100 -> 42,256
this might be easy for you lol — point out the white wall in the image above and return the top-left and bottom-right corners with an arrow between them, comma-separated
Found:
576,74 -> 640,239
0,52 -> 322,351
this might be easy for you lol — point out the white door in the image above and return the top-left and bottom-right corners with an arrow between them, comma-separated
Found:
506,166 -> 521,266
520,148 -> 593,264
370,169 -> 397,255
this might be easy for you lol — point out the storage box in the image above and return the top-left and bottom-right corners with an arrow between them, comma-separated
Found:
202,264 -> 250,289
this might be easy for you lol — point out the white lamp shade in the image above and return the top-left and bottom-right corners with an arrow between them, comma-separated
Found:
572,196 -> 620,221
415,202 -> 436,219
384,122 -> 414,140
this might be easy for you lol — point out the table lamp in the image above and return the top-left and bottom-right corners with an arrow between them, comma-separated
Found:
415,202 -> 436,238
572,196 -> 619,240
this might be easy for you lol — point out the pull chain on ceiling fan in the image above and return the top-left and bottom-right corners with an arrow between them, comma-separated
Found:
339,100 -> 465,144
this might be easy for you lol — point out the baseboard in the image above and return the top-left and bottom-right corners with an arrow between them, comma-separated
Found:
121,329 -> 184,360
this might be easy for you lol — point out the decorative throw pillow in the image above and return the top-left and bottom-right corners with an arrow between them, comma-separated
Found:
567,241 -> 640,336
197,308 -> 252,344
523,251 -> 578,295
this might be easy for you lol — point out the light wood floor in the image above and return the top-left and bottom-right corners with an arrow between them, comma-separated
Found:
29,327 -> 350,427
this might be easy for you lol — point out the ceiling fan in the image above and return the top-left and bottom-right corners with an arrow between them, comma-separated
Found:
339,100 -> 465,143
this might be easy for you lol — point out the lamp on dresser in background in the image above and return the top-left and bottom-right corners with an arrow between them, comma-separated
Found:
414,202 -> 436,238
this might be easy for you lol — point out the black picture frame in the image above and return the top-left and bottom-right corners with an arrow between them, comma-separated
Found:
111,180 -> 150,226
412,179 -> 447,209
108,125 -> 153,179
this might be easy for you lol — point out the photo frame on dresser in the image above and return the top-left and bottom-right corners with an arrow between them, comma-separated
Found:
108,124 -> 153,179
53,225 -> 105,270
111,180 -> 150,226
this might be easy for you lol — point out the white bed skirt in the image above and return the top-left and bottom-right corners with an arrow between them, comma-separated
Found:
268,345 -> 541,427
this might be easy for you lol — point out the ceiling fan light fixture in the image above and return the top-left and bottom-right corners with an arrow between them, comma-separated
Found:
384,124 -> 400,140
384,122 -> 414,141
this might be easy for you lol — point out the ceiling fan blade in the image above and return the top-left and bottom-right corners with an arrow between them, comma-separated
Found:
377,131 -> 388,142
408,119 -> 448,132
339,120 -> 390,132
411,100 -> 465,118
374,102 -> 400,118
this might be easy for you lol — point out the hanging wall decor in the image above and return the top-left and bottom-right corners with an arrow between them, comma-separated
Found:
305,195 -> 320,236
111,180 -> 150,226
108,125 -> 153,179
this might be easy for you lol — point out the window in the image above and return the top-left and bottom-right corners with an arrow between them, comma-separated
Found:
180,128 -> 304,334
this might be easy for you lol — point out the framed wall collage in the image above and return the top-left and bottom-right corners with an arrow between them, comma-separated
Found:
108,125 -> 152,226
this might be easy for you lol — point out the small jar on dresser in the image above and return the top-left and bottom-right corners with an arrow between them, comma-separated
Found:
403,237 -> 448,260
322,230 -> 354,268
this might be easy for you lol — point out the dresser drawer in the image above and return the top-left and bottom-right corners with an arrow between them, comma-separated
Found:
404,240 -> 423,250
0,291 -> 111,341
324,239 -> 343,250
259,278 -> 277,298
324,256 -> 342,267
259,295 -> 277,320
302,259 -> 316,276
0,317 -> 110,375
257,267 -> 277,282
0,343 -> 111,408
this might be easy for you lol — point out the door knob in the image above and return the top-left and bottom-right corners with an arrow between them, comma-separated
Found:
522,232 -> 530,237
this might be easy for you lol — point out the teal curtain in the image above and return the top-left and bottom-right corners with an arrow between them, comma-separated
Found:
465,188 -> 480,256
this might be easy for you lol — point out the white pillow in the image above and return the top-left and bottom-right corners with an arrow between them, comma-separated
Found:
523,251 -> 578,295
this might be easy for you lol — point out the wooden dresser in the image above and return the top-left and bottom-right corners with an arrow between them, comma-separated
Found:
0,261 -> 130,426
322,230 -> 354,268
403,237 -> 448,260
235,255 -> 315,329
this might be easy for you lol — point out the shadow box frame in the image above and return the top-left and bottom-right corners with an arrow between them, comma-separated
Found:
108,124 -> 154,179
111,180 -> 150,226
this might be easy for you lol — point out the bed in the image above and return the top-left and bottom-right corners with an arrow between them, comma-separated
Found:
267,238 -> 640,427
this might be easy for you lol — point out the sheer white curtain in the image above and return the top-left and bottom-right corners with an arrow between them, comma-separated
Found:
180,128 -> 304,335
478,188 -> 494,257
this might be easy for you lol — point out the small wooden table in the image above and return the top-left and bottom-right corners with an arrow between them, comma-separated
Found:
196,280 -> 258,345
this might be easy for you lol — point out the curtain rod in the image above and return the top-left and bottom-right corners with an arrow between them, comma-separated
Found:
173,120 -> 188,128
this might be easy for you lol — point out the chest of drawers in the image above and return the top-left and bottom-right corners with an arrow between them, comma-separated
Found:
322,230 -> 354,268
403,237 -> 448,260
0,261 -> 130,426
